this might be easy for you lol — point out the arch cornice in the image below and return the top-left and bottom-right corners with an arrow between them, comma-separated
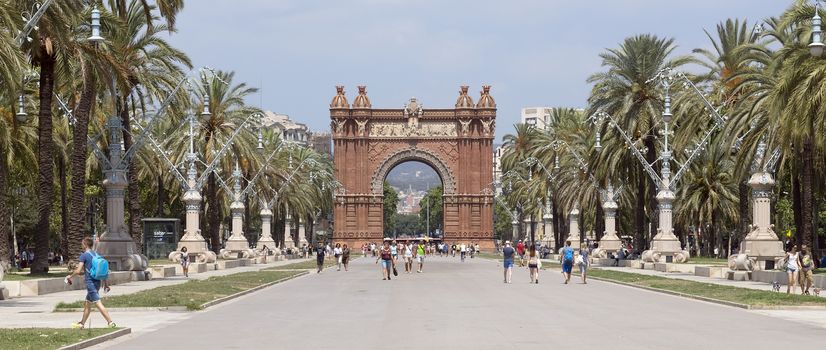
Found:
371,147 -> 456,195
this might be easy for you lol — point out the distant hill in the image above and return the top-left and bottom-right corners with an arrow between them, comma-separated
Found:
386,161 -> 440,192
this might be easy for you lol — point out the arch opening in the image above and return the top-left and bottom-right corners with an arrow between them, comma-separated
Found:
383,161 -> 444,239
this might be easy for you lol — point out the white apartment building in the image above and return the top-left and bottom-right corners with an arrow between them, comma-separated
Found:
520,107 -> 553,129
261,111 -> 310,146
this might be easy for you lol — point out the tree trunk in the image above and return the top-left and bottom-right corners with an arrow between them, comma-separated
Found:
801,136 -> 815,250
67,59 -> 95,264
595,200 -> 605,241
552,196 -> 560,250
0,150 -> 11,268
120,95 -> 143,253
206,173 -> 221,253
59,156 -> 69,260
32,48 -> 56,274
793,155 -> 803,249
635,174 -> 646,253
738,179 -> 750,244
156,175 -> 165,217
644,136 -> 658,251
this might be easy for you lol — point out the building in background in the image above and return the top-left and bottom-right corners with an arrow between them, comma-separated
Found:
261,111 -> 310,146
310,132 -> 332,158
520,107 -> 553,129
493,144 -> 505,196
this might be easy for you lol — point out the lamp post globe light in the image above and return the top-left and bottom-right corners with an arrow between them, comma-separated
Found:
811,2 -> 824,57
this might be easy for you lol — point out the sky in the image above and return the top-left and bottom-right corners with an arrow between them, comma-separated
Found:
166,0 -> 791,141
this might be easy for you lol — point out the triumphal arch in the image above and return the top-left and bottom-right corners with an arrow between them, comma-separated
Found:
330,85 -> 496,249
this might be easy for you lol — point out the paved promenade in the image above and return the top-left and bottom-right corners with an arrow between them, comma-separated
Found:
92,256 -> 825,350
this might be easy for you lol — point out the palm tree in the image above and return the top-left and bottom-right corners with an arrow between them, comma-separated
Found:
15,0 -> 84,273
587,34 -> 694,251
675,136 -> 739,256
692,18 -> 760,248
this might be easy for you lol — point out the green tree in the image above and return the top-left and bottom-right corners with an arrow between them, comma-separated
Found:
587,34 -> 694,250
383,182 -> 398,237
418,185 -> 443,236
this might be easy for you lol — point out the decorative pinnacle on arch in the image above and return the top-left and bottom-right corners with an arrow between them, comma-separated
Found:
353,85 -> 371,109
330,85 -> 349,109
476,85 -> 496,109
455,85 -> 475,108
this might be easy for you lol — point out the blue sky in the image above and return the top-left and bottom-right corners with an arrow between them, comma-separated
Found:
167,0 -> 791,140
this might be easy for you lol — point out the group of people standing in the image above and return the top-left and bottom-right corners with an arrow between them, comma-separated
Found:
783,244 -> 816,295
375,240 -> 427,280
501,240 -> 591,285
314,243 -> 352,273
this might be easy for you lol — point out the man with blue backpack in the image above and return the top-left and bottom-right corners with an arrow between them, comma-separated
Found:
559,240 -> 574,284
66,237 -> 116,329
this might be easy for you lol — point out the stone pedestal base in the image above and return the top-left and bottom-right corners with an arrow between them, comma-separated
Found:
171,236 -> 216,263
220,236 -> 255,260
283,237 -> 296,249
256,237 -> 277,251
593,236 -> 622,258
642,238 -> 689,263
96,232 -> 148,272
728,239 -> 784,271
0,286 -> 8,300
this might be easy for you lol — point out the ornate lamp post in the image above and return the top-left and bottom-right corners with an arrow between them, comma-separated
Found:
591,68 -> 729,263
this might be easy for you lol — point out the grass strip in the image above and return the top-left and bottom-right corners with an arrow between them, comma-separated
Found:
589,269 -> 826,307
0,328 -> 118,350
55,270 -> 303,311
3,272 -> 67,281
686,257 -> 728,266
266,257 -> 350,271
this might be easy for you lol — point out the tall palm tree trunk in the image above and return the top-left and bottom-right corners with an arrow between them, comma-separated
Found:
644,136 -> 658,250
206,174 -> 221,253
595,202 -> 605,241
121,95 -> 143,252
32,49 -> 57,274
59,156 -> 69,260
635,175 -> 646,253
793,154 -> 803,249
156,175 -> 165,216
800,137 -> 815,250
68,60 -> 95,263
0,151 -> 11,269
738,180 -> 750,247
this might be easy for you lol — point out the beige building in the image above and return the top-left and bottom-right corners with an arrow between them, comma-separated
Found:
261,111 -> 310,146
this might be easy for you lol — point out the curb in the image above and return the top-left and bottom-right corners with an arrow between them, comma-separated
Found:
54,306 -> 188,313
589,276 -> 751,309
199,271 -> 308,309
57,327 -> 131,350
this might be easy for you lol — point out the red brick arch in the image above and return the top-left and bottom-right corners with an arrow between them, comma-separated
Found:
330,85 -> 496,249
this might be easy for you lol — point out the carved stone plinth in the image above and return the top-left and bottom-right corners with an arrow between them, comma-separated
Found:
169,182 -> 216,264
560,206 -> 581,253
594,193 -> 622,259
298,219 -> 309,247
642,183 -> 689,263
256,208 -> 277,253
97,143 -> 148,271
219,190 -> 254,259
729,171 -> 784,271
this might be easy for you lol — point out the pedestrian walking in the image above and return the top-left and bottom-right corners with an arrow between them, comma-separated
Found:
560,240 -> 574,284
416,240 -> 426,273
578,243 -> 591,284
342,244 -> 351,272
502,241 -> 515,284
180,246 -> 190,277
403,243 -> 413,273
315,243 -> 326,273
516,241 -> 526,267
334,243 -> 343,271
376,242 -> 394,280
460,242 -> 467,262
800,245 -> 814,295
390,240 -> 398,263
527,245 -> 540,284
783,246 -> 802,294
67,237 -> 116,329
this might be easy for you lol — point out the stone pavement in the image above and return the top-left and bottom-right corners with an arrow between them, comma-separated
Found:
0,258 -> 310,331
89,255 -> 825,350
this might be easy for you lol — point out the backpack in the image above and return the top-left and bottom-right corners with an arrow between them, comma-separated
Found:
563,248 -> 574,264
88,251 -> 110,281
